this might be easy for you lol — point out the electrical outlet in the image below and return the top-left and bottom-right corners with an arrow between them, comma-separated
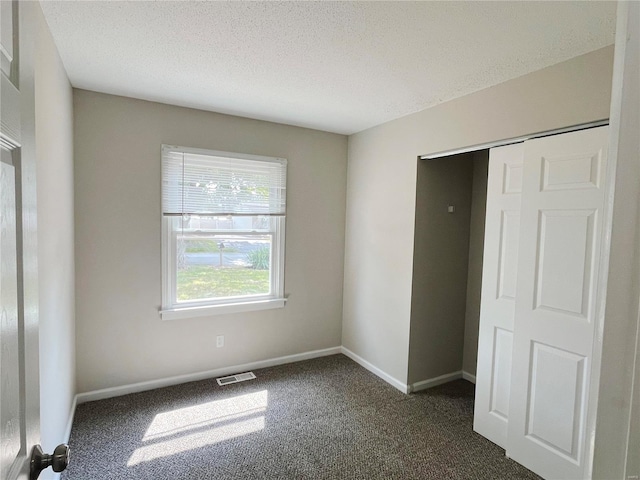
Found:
216,335 -> 224,348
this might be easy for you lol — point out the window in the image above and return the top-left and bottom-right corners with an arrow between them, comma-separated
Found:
160,145 -> 287,319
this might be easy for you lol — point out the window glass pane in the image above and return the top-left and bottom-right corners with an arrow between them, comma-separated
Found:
174,216 -> 273,303
181,214 -> 272,232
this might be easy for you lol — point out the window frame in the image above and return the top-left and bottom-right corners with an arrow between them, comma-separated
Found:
160,145 -> 287,320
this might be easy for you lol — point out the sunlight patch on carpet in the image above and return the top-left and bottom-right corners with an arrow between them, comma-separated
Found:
127,390 -> 268,466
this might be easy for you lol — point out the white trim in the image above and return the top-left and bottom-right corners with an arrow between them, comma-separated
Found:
340,346 -> 409,393
420,119 -> 608,160
161,144 -> 287,316
46,395 -> 79,479
160,297 -> 286,320
593,4 -> 640,478
76,346 -> 341,404
63,395 -> 77,443
462,371 -> 476,384
409,371 -> 463,393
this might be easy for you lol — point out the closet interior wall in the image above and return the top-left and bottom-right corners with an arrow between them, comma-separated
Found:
462,151 -> 489,378
408,150 -> 488,385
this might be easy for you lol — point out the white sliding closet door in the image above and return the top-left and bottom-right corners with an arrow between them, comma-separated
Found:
506,126 -> 609,479
473,143 -> 524,448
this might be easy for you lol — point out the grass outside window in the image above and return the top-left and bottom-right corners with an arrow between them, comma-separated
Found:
177,266 -> 270,301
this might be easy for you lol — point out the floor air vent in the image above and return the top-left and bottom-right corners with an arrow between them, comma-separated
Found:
216,371 -> 256,386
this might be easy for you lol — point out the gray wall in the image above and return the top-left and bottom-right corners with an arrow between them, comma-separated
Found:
343,46 -> 614,386
408,154 -> 474,384
73,90 -> 348,393
462,151 -> 489,377
34,3 -> 76,470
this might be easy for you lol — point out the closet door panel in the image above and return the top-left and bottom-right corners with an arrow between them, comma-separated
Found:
473,143 -> 524,448
507,126 -> 609,479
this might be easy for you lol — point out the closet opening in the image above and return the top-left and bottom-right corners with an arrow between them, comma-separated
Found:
407,149 -> 489,390
406,119 -> 608,394
409,123 -> 612,479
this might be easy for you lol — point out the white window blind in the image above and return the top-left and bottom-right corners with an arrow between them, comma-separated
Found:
162,145 -> 287,216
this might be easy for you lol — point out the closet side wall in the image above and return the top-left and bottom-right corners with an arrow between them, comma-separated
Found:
462,151 -> 490,378
408,154 -> 474,385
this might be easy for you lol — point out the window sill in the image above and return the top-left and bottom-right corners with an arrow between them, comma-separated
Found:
160,298 -> 286,320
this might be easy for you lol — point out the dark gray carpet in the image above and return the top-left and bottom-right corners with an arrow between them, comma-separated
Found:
63,354 -> 540,479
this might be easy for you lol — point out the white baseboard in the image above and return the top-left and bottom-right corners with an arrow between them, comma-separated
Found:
77,346 -> 342,404
409,371 -> 463,393
340,346 -> 409,394
462,371 -> 476,384
73,346 -> 473,413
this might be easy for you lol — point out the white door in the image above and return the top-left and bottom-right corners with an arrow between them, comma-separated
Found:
1,2 -> 42,479
506,126 -> 609,479
473,143 -> 524,448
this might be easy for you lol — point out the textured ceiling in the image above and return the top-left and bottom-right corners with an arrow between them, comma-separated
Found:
40,1 -> 616,135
